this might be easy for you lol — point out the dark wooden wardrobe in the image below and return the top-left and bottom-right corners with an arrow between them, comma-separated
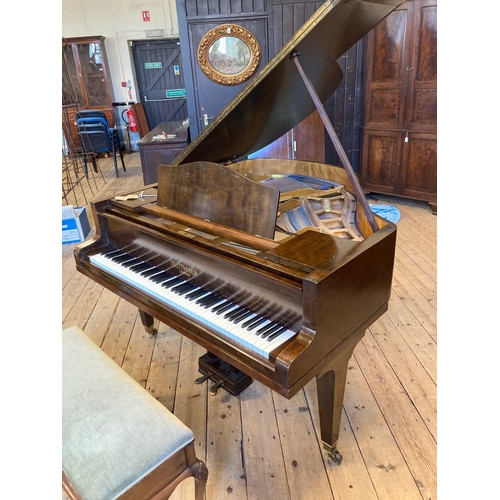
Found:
361,0 -> 437,210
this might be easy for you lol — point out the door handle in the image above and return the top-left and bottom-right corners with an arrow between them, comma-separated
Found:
203,114 -> 214,126
145,96 -> 173,103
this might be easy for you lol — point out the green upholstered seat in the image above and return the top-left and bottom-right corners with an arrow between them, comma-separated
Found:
62,326 -> 195,500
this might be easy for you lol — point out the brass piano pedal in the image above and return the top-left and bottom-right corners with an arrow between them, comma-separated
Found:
209,381 -> 223,396
195,373 -> 211,385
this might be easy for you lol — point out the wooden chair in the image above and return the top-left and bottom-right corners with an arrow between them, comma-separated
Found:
62,326 -> 208,500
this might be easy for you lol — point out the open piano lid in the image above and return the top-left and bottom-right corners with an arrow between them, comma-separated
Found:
173,0 -> 404,166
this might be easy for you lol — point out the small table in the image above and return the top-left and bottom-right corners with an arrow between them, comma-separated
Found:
137,121 -> 189,185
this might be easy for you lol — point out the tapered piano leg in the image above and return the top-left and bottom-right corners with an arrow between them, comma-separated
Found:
316,350 -> 354,465
139,310 -> 157,335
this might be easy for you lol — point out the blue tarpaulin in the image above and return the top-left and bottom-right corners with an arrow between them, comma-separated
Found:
369,204 -> 401,224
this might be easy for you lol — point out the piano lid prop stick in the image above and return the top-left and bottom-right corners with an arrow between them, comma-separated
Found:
291,52 -> 379,234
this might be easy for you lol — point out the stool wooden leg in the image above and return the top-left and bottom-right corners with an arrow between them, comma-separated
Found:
62,470 -> 83,500
186,443 -> 208,500
193,460 -> 209,500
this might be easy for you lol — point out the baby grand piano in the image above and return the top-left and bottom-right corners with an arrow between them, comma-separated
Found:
74,0 -> 403,464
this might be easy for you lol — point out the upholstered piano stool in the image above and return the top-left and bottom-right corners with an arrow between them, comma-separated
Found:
62,326 -> 208,500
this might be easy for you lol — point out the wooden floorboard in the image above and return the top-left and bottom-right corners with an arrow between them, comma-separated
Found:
62,152 -> 437,500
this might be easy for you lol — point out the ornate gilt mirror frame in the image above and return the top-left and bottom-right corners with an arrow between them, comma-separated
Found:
198,24 -> 261,86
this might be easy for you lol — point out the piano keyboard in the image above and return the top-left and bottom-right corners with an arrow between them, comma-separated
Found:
89,249 -> 299,359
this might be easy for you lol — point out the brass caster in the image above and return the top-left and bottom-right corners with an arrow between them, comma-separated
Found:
143,324 -> 157,336
328,448 -> 343,465
323,442 -> 343,465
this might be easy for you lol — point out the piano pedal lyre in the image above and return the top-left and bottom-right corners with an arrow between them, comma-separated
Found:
196,352 -> 253,397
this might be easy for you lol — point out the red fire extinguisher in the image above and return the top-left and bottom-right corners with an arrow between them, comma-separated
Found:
126,108 -> 138,132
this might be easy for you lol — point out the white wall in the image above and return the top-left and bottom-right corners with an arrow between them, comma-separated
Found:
62,0 -> 180,104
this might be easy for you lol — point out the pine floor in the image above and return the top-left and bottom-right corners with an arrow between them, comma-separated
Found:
62,151 -> 437,500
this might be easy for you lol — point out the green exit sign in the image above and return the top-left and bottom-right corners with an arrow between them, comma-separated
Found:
166,89 -> 186,98
145,62 -> 162,69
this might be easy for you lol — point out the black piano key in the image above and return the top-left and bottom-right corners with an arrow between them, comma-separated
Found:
230,296 -> 259,320
214,301 -> 237,315
244,316 -> 267,330
171,282 -> 196,294
204,296 -> 226,308
230,306 -> 252,320
230,306 -> 251,319
242,302 -> 279,329
129,262 -> 152,273
103,249 -> 122,258
170,280 -> 190,290
121,258 -> 144,268
261,324 -> 284,339
181,284 -> 199,295
224,306 -> 246,320
112,254 -> 136,264
150,271 -> 174,283
197,293 -> 220,306
256,321 -> 279,336
141,267 -> 163,278
211,300 -> 229,312
161,277 -> 184,289
266,326 -> 288,341
186,288 -> 209,300
108,251 -> 127,259
232,310 -> 254,324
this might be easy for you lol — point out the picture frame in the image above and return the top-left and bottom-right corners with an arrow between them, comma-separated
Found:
198,24 -> 261,86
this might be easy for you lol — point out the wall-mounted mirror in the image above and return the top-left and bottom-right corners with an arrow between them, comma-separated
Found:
198,24 -> 261,85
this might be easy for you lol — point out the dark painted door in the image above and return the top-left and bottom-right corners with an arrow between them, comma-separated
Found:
188,18 -> 268,134
131,39 -> 188,130
249,0 -> 325,162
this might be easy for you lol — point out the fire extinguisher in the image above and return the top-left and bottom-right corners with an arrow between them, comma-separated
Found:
126,108 -> 138,132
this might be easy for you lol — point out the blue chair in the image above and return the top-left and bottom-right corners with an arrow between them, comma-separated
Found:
75,110 -> 108,121
76,111 -> 125,177
78,125 -> 126,178
75,110 -> 113,130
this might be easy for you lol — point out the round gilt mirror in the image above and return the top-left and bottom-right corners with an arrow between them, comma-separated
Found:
198,24 -> 261,85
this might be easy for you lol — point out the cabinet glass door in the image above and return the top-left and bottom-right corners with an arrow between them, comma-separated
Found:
77,41 -> 109,107
62,44 -> 84,107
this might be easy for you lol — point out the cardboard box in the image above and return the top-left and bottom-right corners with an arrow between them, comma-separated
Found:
62,205 -> 91,244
